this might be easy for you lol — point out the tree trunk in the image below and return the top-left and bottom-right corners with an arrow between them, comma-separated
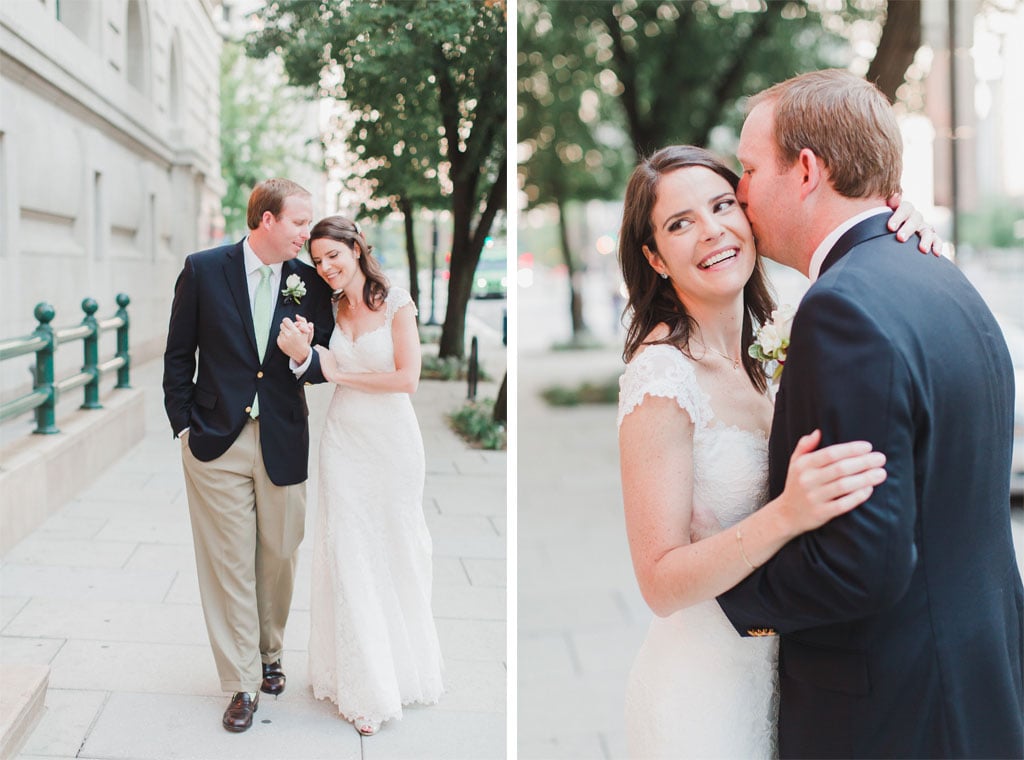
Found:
398,196 -> 420,318
438,160 -> 508,359
866,0 -> 922,103
438,175 -> 475,359
493,371 -> 507,424
556,197 -> 587,339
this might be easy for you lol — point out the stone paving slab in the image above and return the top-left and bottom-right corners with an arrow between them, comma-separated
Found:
0,565 -> 176,604
3,345 -> 506,760
18,688 -> 107,759
79,692 -> 364,760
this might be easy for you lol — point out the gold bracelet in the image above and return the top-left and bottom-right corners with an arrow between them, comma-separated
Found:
736,528 -> 759,570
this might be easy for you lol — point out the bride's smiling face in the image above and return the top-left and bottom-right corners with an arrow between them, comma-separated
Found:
644,166 -> 756,307
310,237 -> 362,294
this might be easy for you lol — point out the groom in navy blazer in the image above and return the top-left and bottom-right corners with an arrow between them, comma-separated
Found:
718,70 -> 1023,758
163,179 -> 333,732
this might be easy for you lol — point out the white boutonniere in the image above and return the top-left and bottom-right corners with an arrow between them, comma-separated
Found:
748,304 -> 796,382
281,274 -> 307,304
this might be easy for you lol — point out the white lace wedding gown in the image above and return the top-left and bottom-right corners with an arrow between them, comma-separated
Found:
308,287 -> 444,726
618,344 -> 778,759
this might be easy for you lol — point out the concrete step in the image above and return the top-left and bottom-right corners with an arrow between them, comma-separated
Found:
0,664 -> 49,760
0,386 -> 144,556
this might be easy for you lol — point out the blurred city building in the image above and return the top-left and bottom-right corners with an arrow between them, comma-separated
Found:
920,0 -> 1024,250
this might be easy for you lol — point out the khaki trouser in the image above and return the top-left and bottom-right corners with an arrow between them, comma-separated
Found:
181,419 -> 306,693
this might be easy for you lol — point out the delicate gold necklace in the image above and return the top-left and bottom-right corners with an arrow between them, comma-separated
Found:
696,341 -> 741,370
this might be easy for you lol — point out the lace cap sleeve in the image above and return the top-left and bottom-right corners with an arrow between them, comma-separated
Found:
385,286 -> 417,323
617,344 -> 711,429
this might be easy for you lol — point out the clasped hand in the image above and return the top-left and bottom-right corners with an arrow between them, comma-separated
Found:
277,315 -> 315,362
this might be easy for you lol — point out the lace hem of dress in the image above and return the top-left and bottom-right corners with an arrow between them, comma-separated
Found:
313,688 -> 445,726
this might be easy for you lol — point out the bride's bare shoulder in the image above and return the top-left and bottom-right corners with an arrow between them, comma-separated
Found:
633,323 -> 675,358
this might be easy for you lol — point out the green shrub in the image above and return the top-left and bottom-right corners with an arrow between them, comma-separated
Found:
448,399 -> 506,450
421,354 -> 490,382
541,378 -> 619,406
418,324 -> 442,345
551,333 -> 607,351
959,198 -> 1024,249
421,355 -> 465,380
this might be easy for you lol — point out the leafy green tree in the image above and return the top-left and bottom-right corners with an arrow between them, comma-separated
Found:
219,40 -> 319,239
519,1 -> 917,341
534,1 -> 872,159
329,107 -> 446,316
519,0 -> 631,341
248,0 -> 506,359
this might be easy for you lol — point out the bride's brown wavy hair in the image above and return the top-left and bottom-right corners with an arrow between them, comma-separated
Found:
308,215 -> 389,311
619,145 -> 775,394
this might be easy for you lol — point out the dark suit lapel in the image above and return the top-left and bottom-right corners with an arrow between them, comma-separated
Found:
223,241 -> 260,358
819,213 -> 894,277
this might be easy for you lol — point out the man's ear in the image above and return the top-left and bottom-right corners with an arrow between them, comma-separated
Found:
797,148 -> 824,200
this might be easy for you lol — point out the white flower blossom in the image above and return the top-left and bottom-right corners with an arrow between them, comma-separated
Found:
757,324 -> 783,355
282,274 -> 307,304
749,303 -> 796,382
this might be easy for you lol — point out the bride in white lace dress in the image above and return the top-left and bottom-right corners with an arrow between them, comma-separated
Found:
616,147 -> 904,758
279,216 -> 443,737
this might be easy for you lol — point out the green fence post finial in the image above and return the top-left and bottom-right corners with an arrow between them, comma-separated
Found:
115,293 -> 131,389
33,302 -> 59,434
81,298 -> 101,409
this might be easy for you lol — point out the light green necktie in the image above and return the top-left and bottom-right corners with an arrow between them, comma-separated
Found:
251,265 -> 272,418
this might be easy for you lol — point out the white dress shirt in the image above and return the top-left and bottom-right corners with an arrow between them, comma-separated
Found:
807,207 -> 889,283
243,238 -> 283,316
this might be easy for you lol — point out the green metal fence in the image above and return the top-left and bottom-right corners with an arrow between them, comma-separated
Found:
0,294 -> 131,434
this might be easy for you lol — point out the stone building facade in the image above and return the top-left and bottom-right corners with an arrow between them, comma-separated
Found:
0,0 -> 223,401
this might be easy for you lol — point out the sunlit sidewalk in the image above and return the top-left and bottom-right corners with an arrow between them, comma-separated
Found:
1,345 -> 506,760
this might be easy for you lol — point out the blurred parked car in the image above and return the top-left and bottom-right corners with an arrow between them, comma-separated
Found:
997,315 -> 1024,500
472,257 -> 508,299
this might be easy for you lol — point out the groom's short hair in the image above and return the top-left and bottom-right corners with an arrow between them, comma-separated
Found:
749,69 -> 903,200
247,178 -> 312,230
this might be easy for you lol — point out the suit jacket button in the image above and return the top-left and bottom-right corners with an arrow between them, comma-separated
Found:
257,371 -> 264,378
244,406 -> 252,414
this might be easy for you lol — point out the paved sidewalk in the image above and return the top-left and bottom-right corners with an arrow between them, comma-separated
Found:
517,346 -> 1024,760
1,341 -> 507,759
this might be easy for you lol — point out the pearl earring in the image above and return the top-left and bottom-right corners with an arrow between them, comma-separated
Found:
659,272 -> 668,280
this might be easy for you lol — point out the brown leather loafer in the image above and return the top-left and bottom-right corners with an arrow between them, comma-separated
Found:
222,691 -> 258,732
261,660 -> 286,695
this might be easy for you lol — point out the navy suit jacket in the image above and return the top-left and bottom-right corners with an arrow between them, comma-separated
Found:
162,239 -> 334,486
718,215 -> 1024,758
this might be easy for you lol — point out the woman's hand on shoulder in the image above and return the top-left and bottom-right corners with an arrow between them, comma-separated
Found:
774,429 -> 887,537
886,194 -> 944,256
